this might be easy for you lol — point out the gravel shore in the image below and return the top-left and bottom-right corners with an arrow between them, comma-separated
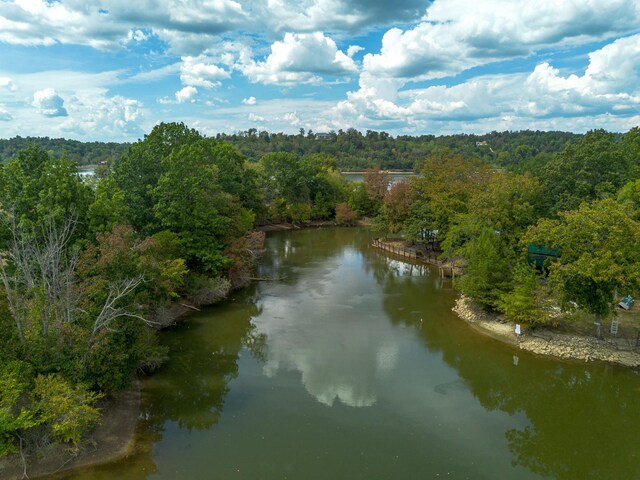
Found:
453,296 -> 640,368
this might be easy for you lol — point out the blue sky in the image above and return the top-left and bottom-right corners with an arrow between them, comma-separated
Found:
0,0 -> 639,141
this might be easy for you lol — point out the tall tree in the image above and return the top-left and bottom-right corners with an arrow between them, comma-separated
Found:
412,150 -> 491,239
456,227 -> 513,309
112,122 -> 202,236
380,180 -> 413,234
153,140 -> 254,275
0,146 -> 92,243
469,171 -> 542,244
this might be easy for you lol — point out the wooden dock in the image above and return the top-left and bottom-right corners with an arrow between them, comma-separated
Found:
371,238 -> 460,278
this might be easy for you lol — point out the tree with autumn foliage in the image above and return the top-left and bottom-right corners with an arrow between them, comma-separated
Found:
411,150 -> 491,240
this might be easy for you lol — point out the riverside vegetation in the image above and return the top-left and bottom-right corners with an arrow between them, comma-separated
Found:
0,123 -> 639,463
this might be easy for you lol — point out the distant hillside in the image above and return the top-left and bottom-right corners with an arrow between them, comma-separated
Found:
217,129 -> 583,171
0,136 -> 130,166
0,129 -> 583,171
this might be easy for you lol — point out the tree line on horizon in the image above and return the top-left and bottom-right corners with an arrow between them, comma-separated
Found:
0,128 -> 582,171
0,136 -> 129,167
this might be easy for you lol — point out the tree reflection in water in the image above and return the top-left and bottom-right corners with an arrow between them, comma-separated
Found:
372,251 -> 640,480
61,228 -> 640,480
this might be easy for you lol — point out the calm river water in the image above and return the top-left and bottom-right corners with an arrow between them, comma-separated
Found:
62,228 -> 639,480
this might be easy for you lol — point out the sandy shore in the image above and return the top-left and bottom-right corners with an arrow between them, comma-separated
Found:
453,295 -> 640,368
0,381 -> 140,480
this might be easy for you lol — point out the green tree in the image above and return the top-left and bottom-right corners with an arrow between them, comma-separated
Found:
470,171 -> 542,243
0,146 -> 92,244
413,150 -> 491,240
87,176 -> 127,235
457,227 -> 513,309
540,130 -> 626,215
524,198 -> 640,336
32,374 -> 101,444
498,263 -> 550,325
621,126 -> 640,177
153,140 -> 253,275
0,361 -> 38,456
348,182 -> 377,217
618,178 -> 640,218
112,122 -> 202,236
402,199 -> 435,244
260,152 -> 308,205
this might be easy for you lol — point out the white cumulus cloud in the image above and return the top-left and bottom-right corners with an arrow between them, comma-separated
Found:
59,94 -> 144,139
0,107 -> 12,121
32,88 -> 68,117
242,96 -> 256,105
241,32 -> 358,85
248,112 -> 265,122
331,34 -> 640,133
180,55 -> 230,88
363,0 -> 640,81
127,29 -> 149,42
175,85 -> 198,103
347,45 -> 364,58
0,76 -> 17,91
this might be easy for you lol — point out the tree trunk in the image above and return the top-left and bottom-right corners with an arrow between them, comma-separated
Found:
595,312 -> 602,339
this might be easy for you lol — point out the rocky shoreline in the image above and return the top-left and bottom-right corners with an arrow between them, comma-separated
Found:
453,295 -> 640,368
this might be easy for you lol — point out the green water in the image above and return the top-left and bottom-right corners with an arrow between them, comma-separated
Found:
62,228 -> 639,480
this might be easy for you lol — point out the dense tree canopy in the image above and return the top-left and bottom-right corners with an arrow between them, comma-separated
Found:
112,122 -> 202,236
1,129 -> 582,172
153,139 -> 254,274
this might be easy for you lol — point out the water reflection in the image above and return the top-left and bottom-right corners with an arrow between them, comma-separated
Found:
374,258 -> 640,480
144,294 -> 260,431
255,231 -> 400,407
59,227 -> 640,480
260,229 -> 640,480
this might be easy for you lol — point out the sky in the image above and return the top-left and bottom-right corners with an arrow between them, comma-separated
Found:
0,0 -> 639,142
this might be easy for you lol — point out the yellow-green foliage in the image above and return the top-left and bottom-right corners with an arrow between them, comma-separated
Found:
33,374 -> 102,445
0,362 -> 38,456
498,264 -> 550,325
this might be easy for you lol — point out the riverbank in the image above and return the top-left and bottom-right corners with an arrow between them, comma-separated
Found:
453,295 -> 640,368
0,381 -> 140,480
255,220 -> 337,231
340,170 -> 415,174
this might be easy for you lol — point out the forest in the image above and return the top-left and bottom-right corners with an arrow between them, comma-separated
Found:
0,137 -> 129,167
0,129 -> 581,171
0,123 -> 638,459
